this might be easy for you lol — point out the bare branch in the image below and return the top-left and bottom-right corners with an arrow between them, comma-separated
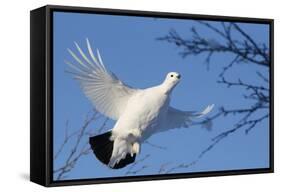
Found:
158,21 -> 270,173
256,71 -> 269,83
158,162 -> 172,174
53,109 -> 109,180
232,23 -> 269,64
125,154 -> 151,175
158,22 -> 269,68
219,55 -> 240,77
144,141 -> 168,150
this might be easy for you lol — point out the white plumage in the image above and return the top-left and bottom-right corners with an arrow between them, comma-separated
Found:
66,39 -> 214,169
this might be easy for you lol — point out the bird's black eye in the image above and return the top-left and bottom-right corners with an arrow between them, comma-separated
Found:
170,74 -> 174,77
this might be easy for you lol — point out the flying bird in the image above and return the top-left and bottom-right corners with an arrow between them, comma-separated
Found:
66,39 -> 214,169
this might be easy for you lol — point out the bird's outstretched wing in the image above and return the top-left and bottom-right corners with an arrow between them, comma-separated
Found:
164,104 -> 214,130
66,39 -> 138,120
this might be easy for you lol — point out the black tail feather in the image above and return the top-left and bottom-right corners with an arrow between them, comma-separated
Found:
89,131 -> 113,165
89,131 -> 136,169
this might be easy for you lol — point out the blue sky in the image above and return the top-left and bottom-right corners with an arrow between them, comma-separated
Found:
53,11 -> 270,180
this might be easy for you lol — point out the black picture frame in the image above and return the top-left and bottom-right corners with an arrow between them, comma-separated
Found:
30,4 -> 274,187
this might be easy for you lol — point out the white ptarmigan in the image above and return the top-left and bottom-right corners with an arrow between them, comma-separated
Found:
66,39 -> 214,169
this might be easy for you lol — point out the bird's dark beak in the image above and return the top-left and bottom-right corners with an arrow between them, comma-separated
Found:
177,74 -> 181,79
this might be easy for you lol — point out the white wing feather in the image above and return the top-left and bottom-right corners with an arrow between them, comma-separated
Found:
164,104 -> 214,130
66,39 -> 137,120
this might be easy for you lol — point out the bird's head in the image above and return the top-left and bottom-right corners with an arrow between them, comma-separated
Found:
162,72 -> 181,94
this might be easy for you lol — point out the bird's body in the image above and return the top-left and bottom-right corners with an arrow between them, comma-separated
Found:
66,39 -> 214,169
112,85 -> 169,142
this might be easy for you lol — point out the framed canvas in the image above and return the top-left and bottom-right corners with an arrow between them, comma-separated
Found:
30,5 -> 274,187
